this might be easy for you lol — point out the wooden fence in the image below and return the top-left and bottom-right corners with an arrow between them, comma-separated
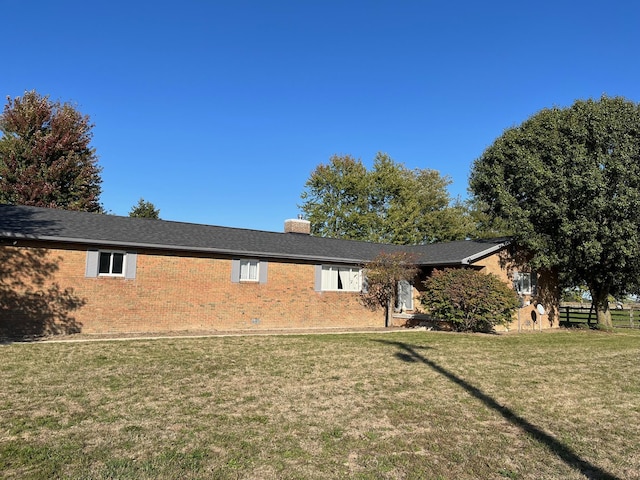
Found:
559,305 -> 639,329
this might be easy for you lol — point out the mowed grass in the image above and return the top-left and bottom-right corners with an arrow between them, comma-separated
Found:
1,330 -> 639,479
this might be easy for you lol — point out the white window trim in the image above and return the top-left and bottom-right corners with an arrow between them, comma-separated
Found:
98,250 -> 127,277
319,265 -> 362,292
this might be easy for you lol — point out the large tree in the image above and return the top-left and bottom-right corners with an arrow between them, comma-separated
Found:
300,153 -> 472,244
469,96 -> 640,328
300,154 -> 372,240
0,91 -> 102,212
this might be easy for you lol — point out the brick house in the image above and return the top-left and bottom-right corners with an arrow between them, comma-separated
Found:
0,204 -> 558,337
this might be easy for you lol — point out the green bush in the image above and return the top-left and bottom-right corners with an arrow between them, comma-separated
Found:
420,268 -> 519,332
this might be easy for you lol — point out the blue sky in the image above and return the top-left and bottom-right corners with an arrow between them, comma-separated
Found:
4,1 -> 639,232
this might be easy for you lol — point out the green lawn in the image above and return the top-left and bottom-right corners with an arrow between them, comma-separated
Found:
1,329 -> 639,479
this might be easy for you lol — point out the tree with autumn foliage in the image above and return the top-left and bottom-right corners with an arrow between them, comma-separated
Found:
0,91 -> 103,212
361,251 -> 418,327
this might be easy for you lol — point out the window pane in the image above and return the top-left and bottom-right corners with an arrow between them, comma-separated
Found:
341,267 -> 360,291
322,266 -> 337,290
397,280 -> 413,309
240,260 -> 258,281
531,272 -> 537,294
513,271 -> 533,294
99,252 -> 111,274
112,253 -> 125,274
240,261 -> 249,279
513,272 -> 523,293
322,266 -> 361,291
352,268 -> 361,291
335,267 -> 359,291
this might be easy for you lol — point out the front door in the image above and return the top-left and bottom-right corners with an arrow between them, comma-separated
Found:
396,280 -> 413,311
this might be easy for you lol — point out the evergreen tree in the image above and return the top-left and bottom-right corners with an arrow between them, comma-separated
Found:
129,198 -> 160,219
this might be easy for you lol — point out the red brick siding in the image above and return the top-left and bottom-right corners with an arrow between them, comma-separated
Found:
1,243 -> 384,335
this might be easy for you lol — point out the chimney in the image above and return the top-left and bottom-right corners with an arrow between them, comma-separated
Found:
284,215 -> 311,235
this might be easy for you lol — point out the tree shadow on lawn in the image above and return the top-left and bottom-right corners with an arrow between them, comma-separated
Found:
376,339 -> 620,480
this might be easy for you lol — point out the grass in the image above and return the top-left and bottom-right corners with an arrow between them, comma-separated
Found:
1,329 -> 639,479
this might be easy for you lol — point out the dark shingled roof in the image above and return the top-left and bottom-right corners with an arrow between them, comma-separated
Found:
0,204 -> 509,266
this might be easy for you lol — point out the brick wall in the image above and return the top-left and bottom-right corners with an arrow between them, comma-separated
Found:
0,243 -> 384,336
0,242 -> 560,337
473,252 -> 560,331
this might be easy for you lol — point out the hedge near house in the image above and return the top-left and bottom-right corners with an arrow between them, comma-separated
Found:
420,268 -> 519,332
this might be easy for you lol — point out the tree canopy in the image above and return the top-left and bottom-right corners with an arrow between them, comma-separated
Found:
0,91 -> 102,212
469,96 -> 640,328
300,153 -> 473,244
129,198 -> 161,219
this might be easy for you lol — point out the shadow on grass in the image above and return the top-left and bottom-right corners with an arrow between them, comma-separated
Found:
376,339 -> 620,480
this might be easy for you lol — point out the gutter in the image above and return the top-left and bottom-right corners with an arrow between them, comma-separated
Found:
0,232 -> 372,265
460,239 -> 511,264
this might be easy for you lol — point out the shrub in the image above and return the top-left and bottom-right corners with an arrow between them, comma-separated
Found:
420,268 -> 519,332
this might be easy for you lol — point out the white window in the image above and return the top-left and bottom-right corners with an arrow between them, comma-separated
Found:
231,259 -> 267,284
320,265 -> 362,292
239,259 -> 259,282
86,250 -> 137,279
99,251 -> 126,276
513,271 -> 536,295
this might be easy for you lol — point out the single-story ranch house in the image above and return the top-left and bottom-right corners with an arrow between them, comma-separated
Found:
0,204 -> 559,337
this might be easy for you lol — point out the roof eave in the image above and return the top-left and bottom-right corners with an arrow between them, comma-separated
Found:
0,233 -> 370,265
460,240 -> 511,265
0,231 -> 512,267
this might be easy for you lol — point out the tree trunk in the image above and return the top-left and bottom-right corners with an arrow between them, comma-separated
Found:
595,302 -> 613,329
591,287 -> 613,329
